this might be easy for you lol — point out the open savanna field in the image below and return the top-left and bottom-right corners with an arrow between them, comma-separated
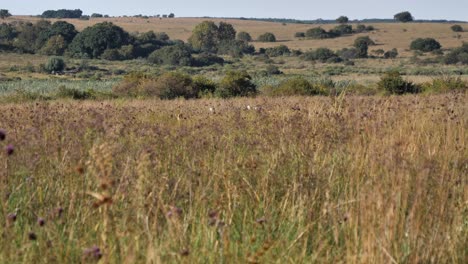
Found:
0,93 -> 466,263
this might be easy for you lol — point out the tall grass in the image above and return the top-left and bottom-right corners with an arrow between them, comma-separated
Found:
0,94 -> 466,263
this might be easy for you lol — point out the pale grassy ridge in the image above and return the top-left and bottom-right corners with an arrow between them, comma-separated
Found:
0,94 -> 466,263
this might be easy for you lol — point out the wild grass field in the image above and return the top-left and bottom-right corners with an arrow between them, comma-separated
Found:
0,12 -> 467,263
0,93 -> 466,263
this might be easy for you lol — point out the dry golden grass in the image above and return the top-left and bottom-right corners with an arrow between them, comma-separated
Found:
6,16 -> 468,56
0,94 -> 466,263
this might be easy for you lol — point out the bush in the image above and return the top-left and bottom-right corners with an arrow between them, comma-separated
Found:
353,37 -> 370,58
45,56 -> 66,73
56,86 -> 95,100
384,48 -> 399,59
420,76 -> 467,93
354,36 -> 375,46
193,53 -> 224,67
295,32 -> 305,38
236,31 -> 252,42
302,48 -> 338,62
410,38 -> 441,52
265,45 -> 290,57
338,48 -> 359,60
68,22 -> 130,58
264,65 -> 282,75
192,76 -> 217,96
443,43 -> 468,65
148,44 -> 193,66
266,77 -> 326,96
257,32 -> 276,42
378,71 -> 420,94
216,71 -> 257,98
217,39 -> 255,57
101,49 -> 123,61
331,24 -> 353,36
305,27 -> 329,39
144,72 -> 196,99
451,25 -> 463,32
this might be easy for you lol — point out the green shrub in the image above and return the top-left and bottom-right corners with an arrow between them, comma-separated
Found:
56,86 -> 95,100
443,43 -> 468,65
216,71 -> 257,98
384,48 -> 399,59
217,39 -> 255,57
451,25 -> 463,32
257,32 -> 276,42
193,75 -> 217,96
145,72 -> 195,99
266,77 -> 326,96
265,45 -> 290,57
378,71 -> 420,94
420,76 -> 467,93
236,31 -> 252,42
302,48 -> 338,62
45,56 -> 66,73
148,44 -> 193,66
305,27 -> 329,39
394,11 -> 413,23
101,49 -> 123,61
331,24 -> 353,36
410,38 -> 441,52
193,53 -> 224,67
295,32 -> 305,38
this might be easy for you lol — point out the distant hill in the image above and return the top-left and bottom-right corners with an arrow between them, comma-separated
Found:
202,17 -> 468,24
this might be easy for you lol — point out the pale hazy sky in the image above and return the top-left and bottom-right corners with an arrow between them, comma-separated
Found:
2,0 -> 467,21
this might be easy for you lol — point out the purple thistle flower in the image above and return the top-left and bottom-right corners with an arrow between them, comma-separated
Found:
83,246 -> 103,260
6,144 -> 14,156
37,217 -> 46,227
0,129 -> 5,141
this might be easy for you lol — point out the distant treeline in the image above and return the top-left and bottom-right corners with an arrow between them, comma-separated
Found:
203,17 -> 467,24
42,9 -> 83,19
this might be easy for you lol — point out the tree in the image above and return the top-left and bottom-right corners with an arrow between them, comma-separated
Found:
378,71 -> 419,94
47,21 -> 78,43
257,32 -> 276,42
237,31 -> 252,42
91,13 -> 104,18
218,22 -> 236,42
336,16 -> 349,24
353,37 -> 370,58
188,21 -> 219,52
354,36 -> 375,46
168,13 -> 175,18
410,38 -> 441,52
42,9 -> 83,19
394,11 -> 413,23
451,25 -> 463,32
68,22 -> 130,58
40,35 -> 67,55
0,9 -> 11,20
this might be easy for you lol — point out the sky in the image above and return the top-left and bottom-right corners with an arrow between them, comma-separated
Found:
2,0 -> 467,21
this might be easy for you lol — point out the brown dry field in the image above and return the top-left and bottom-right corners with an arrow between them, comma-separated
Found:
7,16 -> 468,57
